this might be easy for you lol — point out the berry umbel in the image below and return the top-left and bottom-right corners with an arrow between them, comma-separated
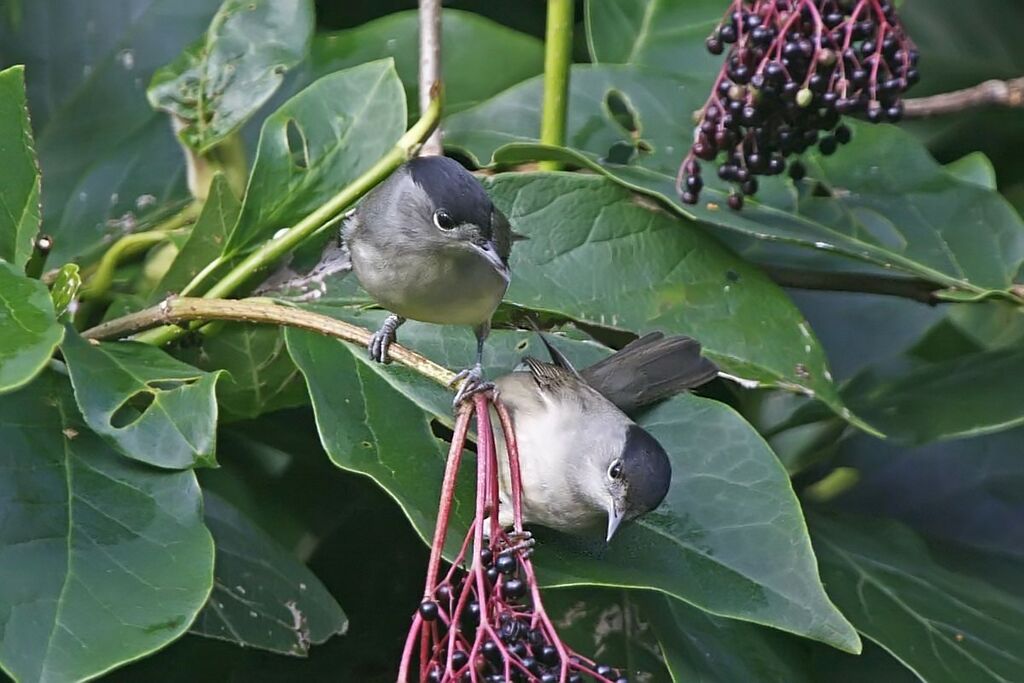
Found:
679,0 -> 919,209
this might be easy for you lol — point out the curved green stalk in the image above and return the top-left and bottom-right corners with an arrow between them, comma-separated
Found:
539,0 -> 574,171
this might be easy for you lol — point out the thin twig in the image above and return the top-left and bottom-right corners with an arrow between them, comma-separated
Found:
82,296 -> 457,387
763,265 -> 941,304
904,77 -> 1024,117
418,0 -> 443,156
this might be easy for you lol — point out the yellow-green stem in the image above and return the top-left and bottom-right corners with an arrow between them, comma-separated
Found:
539,0 -> 574,171
134,96 -> 442,346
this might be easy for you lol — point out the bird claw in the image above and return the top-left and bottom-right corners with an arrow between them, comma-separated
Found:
450,363 -> 493,407
368,314 -> 403,364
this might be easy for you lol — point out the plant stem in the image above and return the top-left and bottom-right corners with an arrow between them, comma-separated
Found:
418,0 -> 443,156
83,296 -> 457,387
539,0 -> 574,171
133,96 -> 442,346
904,77 -> 1024,117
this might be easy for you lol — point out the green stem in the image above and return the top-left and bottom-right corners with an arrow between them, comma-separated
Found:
135,96 -> 442,346
539,0 -> 574,172
79,202 -> 200,300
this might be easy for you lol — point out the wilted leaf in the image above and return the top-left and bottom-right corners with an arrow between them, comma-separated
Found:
0,371 -> 214,683
61,329 -> 223,468
0,65 -> 40,270
0,259 -> 62,393
312,9 -> 544,117
148,0 -> 314,153
222,60 -> 406,256
190,492 -> 347,656
811,513 -> 1024,683
0,0 -> 219,265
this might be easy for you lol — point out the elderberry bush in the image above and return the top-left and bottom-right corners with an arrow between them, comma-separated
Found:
679,0 -> 920,209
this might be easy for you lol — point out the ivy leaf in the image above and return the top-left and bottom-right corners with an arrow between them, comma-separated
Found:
190,492 -> 347,656
445,66 -> 1024,299
61,329 -> 223,469
811,513 -> 1024,683
0,259 -> 63,393
0,371 -> 214,683
147,0 -> 314,154
222,59 -> 406,257
0,65 -> 41,270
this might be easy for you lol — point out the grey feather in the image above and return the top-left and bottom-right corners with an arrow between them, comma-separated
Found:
579,332 -> 719,413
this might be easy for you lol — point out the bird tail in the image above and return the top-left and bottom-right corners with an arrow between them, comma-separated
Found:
579,332 -> 719,413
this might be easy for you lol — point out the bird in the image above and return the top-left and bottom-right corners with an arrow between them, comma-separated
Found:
343,156 -> 516,405
493,332 -> 719,541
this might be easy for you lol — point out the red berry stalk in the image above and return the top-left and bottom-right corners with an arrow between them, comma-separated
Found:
679,0 -> 919,210
397,394 -> 625,683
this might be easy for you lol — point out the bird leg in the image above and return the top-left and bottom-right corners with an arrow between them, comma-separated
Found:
368,314 -> 405,364
450,325 -> 494,407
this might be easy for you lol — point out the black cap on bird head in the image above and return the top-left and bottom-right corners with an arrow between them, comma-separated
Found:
621,424 -> 672,518
406,156 -> 495,237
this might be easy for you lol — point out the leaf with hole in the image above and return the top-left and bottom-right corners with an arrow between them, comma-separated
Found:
61,329 -> 223,468
0,371 -> 214,683
147,0 -> 314,153
0,65 -> 41,270
811,513 -> 1024,683
222,59 -> 406,256
0,259 -> 63,393
190,491 -> 347,656
445,65 -> 1024,298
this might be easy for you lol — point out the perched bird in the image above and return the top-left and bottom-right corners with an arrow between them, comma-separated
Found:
343,156 -> 515,404
494,333 -> 719,541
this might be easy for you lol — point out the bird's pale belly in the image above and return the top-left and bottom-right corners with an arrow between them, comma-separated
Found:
351,244 -> 508,326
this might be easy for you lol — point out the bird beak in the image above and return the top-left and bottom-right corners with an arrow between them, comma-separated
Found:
606,498 -> 624,542
474,239 -> 508,274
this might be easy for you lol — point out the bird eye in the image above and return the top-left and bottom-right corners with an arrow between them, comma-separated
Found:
433,209 -> 456,231
608,460 -> 623,480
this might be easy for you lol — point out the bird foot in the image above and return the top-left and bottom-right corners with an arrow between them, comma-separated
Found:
501,530 -> 535,557
450,363 -> 493,407
368,314 -> 404,364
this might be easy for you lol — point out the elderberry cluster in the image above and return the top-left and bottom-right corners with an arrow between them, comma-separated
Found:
419,548 -> 627,683
679,0 -> 919,209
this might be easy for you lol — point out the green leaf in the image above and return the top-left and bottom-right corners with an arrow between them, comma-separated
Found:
0,259 -> 63,393
811,513 -> 1024,683
151,174 -> 240,299
49,263 -> 82,319
0,1 -> 220,265
0,371 -> 214,683
585,0 -> 722,77
638,591 -> 812,683
311,9 -> 544,117
222,60 -> 407,256
0,65 -> 41,270
61,329 -> 223,468
173,324 -> 308,421
190,492 -> 347,656
147,0 -> 314,154
287,322 -> 860,652
842,348 -> 1024,445
445,66 -> 1024,297
484,172 -> 858,424
945,152 -> 997,190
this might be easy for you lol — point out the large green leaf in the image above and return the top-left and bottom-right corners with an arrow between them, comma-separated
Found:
811,513 -> 1024,683
190,492 -> 347,656
0,259 -> 62,393
151,173 -> 240,299
222,60 -> 406,256
0,372 -> 214,683
484,172 -> 857,423
0,0 -> 219,265
287,323 -> 860,653
585,0 -> 721,77
147,0 -> 314,154
61,330 -> 223,469
842,348 -> 1024,445
445,66 -> 1024,297
0,65 -> 40,270
311,9 -> 544,117
174,323 -> 308,422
